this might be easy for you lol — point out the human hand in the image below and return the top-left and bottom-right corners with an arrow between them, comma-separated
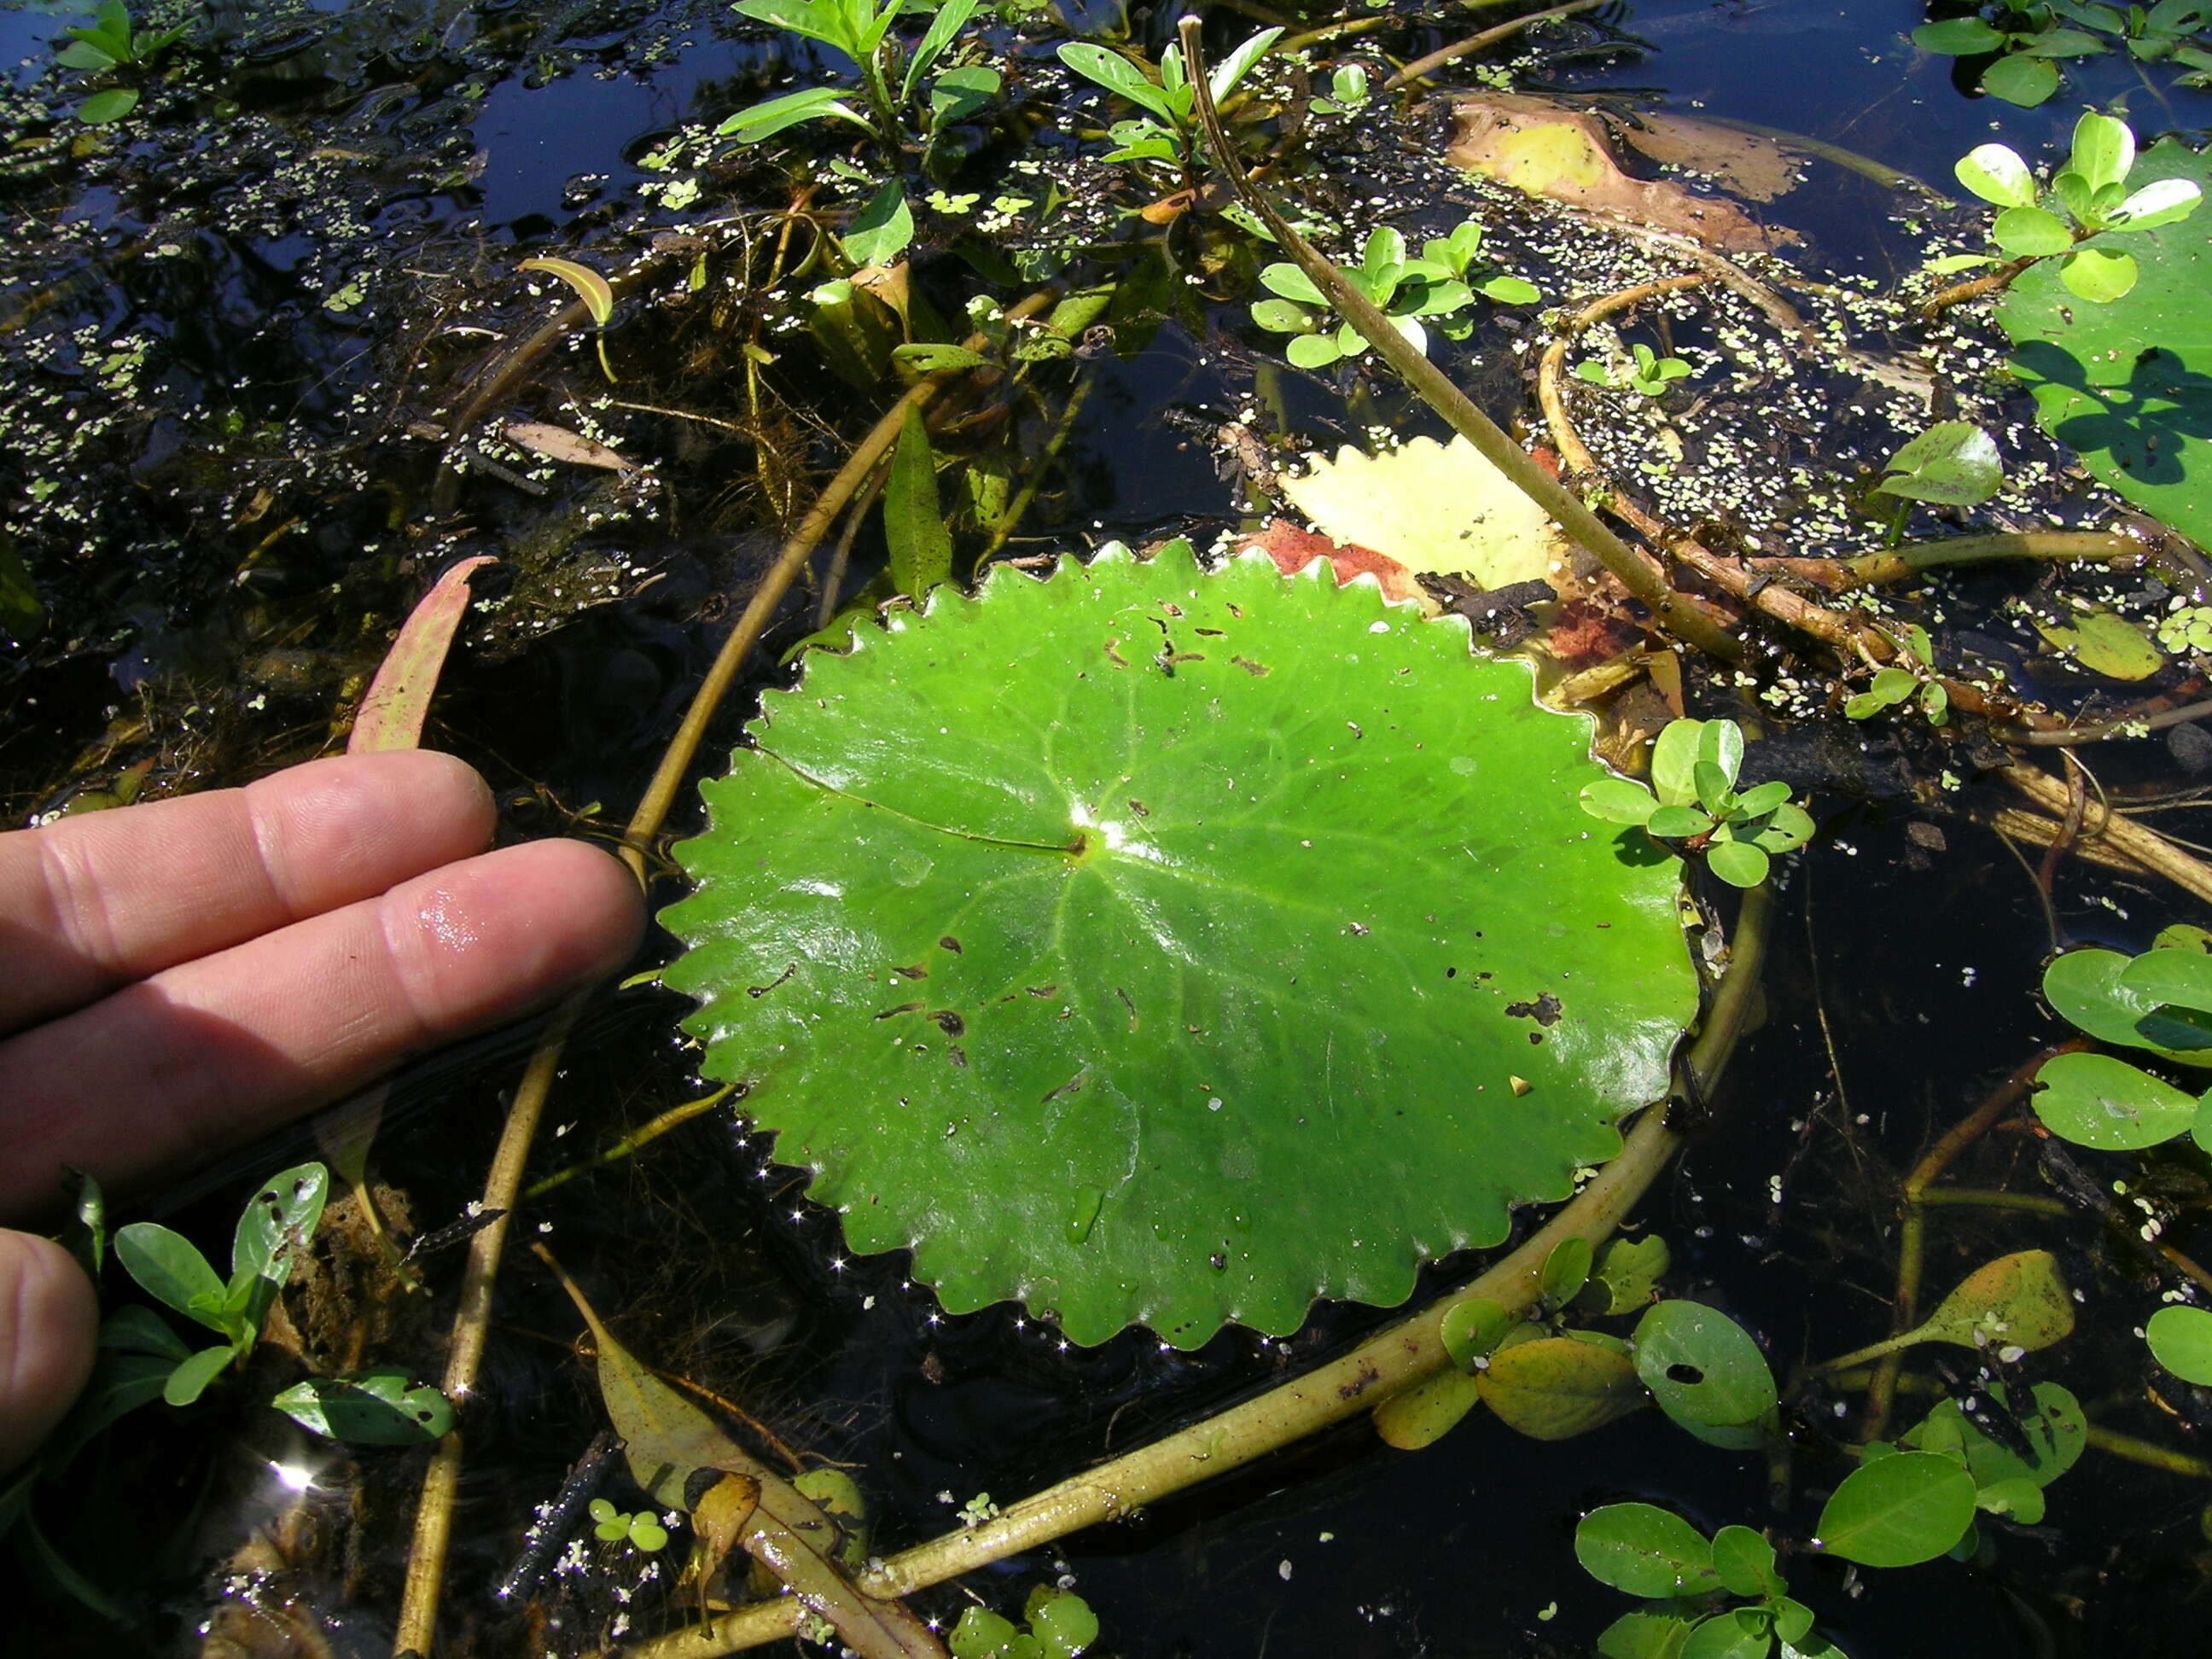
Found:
0,749 -> 643,1469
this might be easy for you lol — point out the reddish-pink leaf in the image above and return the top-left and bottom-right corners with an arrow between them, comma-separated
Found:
349,556 -> 496,754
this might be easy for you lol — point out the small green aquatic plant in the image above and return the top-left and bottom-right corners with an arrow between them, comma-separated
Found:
1913,1 -> 2212,106
1843,624 -> 1949,725
1575,341 -> 1692,399
112,1161 -> 329,1406
588,1499 -> 671,1551
1578,718 -> 1814,889
517,256 -> 620,381
1954,111 -> 2203,300
1307,61 -> 1371,117
1057,26 -> 1280,185
950,1585 -> 1100,1659
1575,1504 -> 1835,1659
1250,221 -> 1534,370
718,0 -> 1001,160
55,0 -> 187,124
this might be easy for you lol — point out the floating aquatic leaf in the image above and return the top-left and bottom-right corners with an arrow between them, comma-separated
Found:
1439,1295 -> 1516,1372
273,1368 -> 453,1445
1581,1234 -> 1671,1315
1598,1607 -> 1699,1659
1872,422 -> 2003,506
1371,1365 -> 1482,1449
1277,435 -> 1567,594
1903,1382 -> 2085,1492
2034,610 -> 2165,680
2033,1051 -> 2199,1150
1682,1610 -> 1774,1659
1708,1525 -> 1780,1598
1813,1451 -> 1976,1567
2045,947 -> 2212,1062
1633,1301 -> 1777,1429
1477,1334 -> 1646,1440
2003,139 -> 2212,547
1575,1502 -> 1721,1598
1540,1235 -> 1594,1306
662,545 -> 1696,1346
1914,1250 -> 2075,1353
2148,1304 -> 2212,1383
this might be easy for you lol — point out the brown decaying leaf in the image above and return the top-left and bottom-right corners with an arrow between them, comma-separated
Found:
535,1248 -> 948,1659
1234,521 -> 1424,604
1616,111 -> 1807,203
502,421 -> 638,474
348,555 -> 497,754
1446,93 -> 1793,252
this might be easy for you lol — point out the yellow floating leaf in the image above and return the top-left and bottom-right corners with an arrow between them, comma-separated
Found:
1278,434 -> 1566,592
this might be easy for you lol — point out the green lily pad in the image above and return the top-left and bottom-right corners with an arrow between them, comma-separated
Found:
2002,138 -> 2212,548
661,545 -> 1697,1347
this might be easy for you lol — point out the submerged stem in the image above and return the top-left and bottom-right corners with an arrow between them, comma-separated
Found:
621,888 -> 1774,1659
1178,18 -> 1743,667
394,300 -> 1051,1656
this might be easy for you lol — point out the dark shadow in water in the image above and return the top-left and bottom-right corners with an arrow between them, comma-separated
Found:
2014,339 -> 2212,492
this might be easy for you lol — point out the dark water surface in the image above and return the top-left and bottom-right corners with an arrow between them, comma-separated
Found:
6,0 -> 2212,1655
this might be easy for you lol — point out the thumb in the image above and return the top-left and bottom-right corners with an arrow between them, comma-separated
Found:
0,1229 -> 97,1473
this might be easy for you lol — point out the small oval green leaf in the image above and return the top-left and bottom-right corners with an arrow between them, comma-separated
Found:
1575,1502 -> 1720,1598
1633,1300 -> 1777,1428
1814,1452 -> 1976,1566
2147,1305 -> 2212,1385
2034,1051 -> 2197,1150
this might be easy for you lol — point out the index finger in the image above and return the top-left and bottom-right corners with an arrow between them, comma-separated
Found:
0,751 -> 495,1036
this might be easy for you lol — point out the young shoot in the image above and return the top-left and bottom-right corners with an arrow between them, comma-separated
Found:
1249,220 -> 1537,369
1057,25 -> 1282,187
112,1162 -> 329,1406
1954,111 -> 2203,300
1578,718 -> 1813,889
719,0 -> 1002,165
55,0 -> 188,124
1574,341 -> 1693,399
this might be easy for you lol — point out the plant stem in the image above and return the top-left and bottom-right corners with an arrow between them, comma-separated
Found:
2004,764 -> 2212,905
619,886 -> 1775,1659
2086,1425 -> 2212,1480
393,300 -> 1050,1656
1382,0 -> 1608,90
1864,1047 -> 2065,1440
1841,530 -> 2143,587
1179,18 -> 1744,667
523,1083 -> 740,1200
1919,255 -> 2034,317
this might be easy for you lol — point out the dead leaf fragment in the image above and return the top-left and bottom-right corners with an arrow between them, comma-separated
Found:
1447,93 -> 1791,252
502,421 -> 637,474
536,1247 -> 948,1659
349,555 -> 496,754
1278,435 -> 1569,593
1617,111 -> 1807,202
1235,521 -> 1423,604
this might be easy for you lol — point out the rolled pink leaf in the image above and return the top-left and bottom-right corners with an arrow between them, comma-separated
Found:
349,556 -> 497,754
